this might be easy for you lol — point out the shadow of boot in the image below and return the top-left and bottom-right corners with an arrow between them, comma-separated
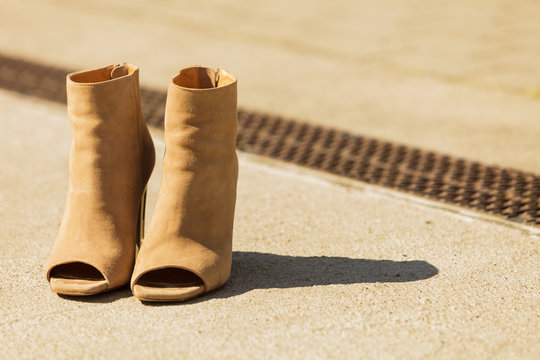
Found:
144,251 -> 439,305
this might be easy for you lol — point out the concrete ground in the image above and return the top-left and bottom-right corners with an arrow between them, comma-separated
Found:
1,1 -> 539,359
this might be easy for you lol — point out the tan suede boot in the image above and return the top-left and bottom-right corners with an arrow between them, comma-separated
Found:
131,66 -> 238,302
46,64 -> 155,296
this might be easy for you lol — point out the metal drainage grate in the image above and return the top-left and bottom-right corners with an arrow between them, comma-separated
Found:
1,53 -> 539,226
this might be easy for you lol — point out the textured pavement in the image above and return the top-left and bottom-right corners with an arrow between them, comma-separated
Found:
1,0 -> 540,359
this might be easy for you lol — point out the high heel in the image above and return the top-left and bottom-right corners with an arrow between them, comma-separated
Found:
136,187 -> 148,253
46,64 -> 155,296
131,66 -> 238,302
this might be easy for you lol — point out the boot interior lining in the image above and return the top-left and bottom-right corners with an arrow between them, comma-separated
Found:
50,262 -> 105,281
70,64 -> 136,84
173,67 -> 236,89
136,268 -> 204,288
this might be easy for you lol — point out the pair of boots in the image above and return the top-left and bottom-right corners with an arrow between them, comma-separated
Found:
46,64 -> 238,302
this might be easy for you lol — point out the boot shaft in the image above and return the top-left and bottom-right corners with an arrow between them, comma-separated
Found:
158,66 -> 238,241
66,64 -> 149,194
164,66 -> 238,167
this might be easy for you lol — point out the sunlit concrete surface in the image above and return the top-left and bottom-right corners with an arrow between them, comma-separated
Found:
0,0 -> 539,172
1,91 -> 539,359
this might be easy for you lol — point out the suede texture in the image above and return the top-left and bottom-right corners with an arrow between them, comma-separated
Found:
46,64 -> 155,294
131,67 -> 238,300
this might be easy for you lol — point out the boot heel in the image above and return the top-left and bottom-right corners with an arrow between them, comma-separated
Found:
136,187 -> 147,252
